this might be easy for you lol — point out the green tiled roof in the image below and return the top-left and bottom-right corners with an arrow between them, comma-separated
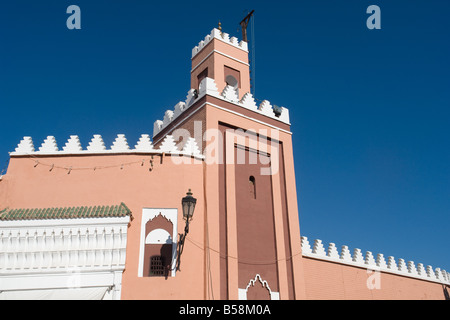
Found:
0,203 -> 131,221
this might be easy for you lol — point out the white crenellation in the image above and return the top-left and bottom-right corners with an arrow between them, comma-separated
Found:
426,265 -> 435,279
327,243 -> 340,259
158,135 -> 177,153
312,239 -> 326,257
398,258 -> 407,273
417,263 -> 426,277
198,77 -> 219,98
14,137 -> 35,154
182,137 -> 201,156
352,248 -> 364,264
435,268 -> 443,281
38,136 -> 59,153
376,254 -> 387,269
173,102 -> 186,119
10,134 -> 205,159
153,120 -> 164,137
87,135 -> 106,152
192,28 -> 248,59
387,256 -> 397,270
278,107 -> 290,123
301,237 -> 450,285
408,261 -> 418,276
221,85 -> 239,102
340,245 -> 352,262
134,134 -> 154,152
150,77 -> 290,139
365,251 -> 376,267
239,92 -> 258,111
163,110 -> 174,127
185,89 -> 197,107
300,236 -> 312,255
258,100 -> 275,118
63,135 -> 83,152
111,134 -> 130,152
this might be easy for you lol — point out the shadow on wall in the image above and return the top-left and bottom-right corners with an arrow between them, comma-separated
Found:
444,285 -> 450,300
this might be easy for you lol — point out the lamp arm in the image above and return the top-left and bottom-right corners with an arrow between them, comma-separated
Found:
176,218 -> 191,271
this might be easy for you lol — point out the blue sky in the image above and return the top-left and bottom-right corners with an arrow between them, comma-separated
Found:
1,1 -> 449,271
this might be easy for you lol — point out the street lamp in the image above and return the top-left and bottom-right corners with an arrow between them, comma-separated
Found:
176,189 -> 197,271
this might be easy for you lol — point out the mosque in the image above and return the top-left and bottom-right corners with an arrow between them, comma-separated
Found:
0,26 -> 448,300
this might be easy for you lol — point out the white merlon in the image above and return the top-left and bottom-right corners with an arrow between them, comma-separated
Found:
163,110 -> 174,127
198,77 -> 219,97
152,77 -> 290,139
301,236 -> 450,285
158,135 -> 178,153
312,239 -> 326,257
398,259 -> 407,273
221,85 -> 239,102
327,243 -> 340,259
387,256 -> 397,270
417,263 -> 426,277
173,102 -> 187,119
10,134 -> 205,159
63,135 -> 82,153
376,254 -> 387,269
185,88 -> 197,107
300,236 -> 312,255
340,245 -> 352,262
87,134 -> 107,152
259,100 -> 275,118
365,251 -> 376,267
192,28 -> 248,59
182,137 -> 201,156
38,136 -> 59,153
153,120 -> 164,137
111,134 -> 130,152
240,92 -> 258,111
134,134 -> 154,152
14,137 -> 35,154
408,261 -> 418,276
426,265 -> 435,279
352,248 -> 364,264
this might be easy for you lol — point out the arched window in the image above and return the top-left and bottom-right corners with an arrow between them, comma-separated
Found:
249,176 -> 256,199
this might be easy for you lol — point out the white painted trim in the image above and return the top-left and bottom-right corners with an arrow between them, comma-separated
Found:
301,236 -> 450,286
0,217 -> 129,299
238,274 -> 280,300
206,102 -> 292,135
138,208 -> 178,278
153,100 -> 291,147
145,228 -> 172,244
0,216 -> 129,229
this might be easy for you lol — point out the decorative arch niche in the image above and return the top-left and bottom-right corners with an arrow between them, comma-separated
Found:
138,209 -> 178,278
238,274 -> 280,300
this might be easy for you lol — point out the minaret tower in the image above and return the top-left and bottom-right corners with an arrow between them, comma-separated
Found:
151,26 -> 305,300
190,27 -> 250,100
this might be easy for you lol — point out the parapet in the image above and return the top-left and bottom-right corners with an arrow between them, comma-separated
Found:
153,77 -> 290,137
10,134 -> 203,159
301,236 -> 450,285
192,28 -> 248,59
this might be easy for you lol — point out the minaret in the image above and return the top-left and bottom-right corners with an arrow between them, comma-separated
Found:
151,27 -> 304,300
190,27 -> 250,100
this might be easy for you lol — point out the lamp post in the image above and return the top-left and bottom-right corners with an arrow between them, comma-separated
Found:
176,189 -> 197,271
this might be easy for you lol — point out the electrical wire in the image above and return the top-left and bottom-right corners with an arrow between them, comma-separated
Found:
185,235 -> 302,266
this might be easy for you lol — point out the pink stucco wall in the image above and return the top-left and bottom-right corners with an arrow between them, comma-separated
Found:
302,257 -> 449,300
